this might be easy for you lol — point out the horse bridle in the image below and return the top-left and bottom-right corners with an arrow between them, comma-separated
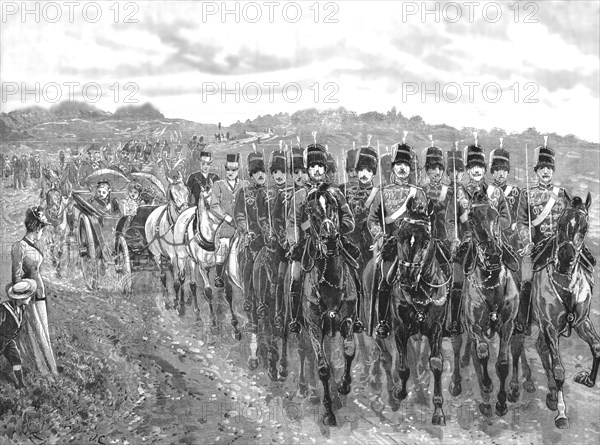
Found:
469,203 -> 502,272
554,207 -> 588,276
397,217 -> 432,287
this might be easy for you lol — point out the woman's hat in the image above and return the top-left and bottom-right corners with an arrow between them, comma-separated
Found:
26,206 -> 50,227
6,279 -> 37,300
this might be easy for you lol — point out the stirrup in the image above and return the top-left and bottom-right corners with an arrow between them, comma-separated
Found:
353,319 -> 364,334
257,302 -> 268,318
375,320 -> 391,339
214,276 -> 225,288
289,319 -> 302,334
242,299 -> 253,312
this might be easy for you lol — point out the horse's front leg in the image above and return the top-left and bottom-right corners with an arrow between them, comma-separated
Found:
338,316 -> 356,396
158,255 -> 171,309
541,323 -> 569,428
495,320 -> 512,417
468,323 -> 494,418
427,321 -> 445,425
306,303 -> 336,426
198,265 -> 217,329
449,333 -> 463,397
174,257 -> 186,316
573,317 -> 600,388
391,325 -> 411,402
509,332 -> 526,402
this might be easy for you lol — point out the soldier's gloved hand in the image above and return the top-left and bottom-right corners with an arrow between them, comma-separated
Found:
450,239 -> 461,256
518,242 -> 534,257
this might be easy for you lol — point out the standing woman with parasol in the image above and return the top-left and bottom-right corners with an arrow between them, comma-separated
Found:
11,206 -> 59,377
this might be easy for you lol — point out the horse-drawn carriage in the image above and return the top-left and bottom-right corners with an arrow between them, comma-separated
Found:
71,168 -> 166,293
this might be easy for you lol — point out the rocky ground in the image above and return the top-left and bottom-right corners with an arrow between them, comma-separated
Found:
1,180 -> 599,445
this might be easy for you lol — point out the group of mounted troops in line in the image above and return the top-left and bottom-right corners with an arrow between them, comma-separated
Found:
9,128 -> 599,429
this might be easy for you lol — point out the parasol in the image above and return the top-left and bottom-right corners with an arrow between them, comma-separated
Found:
83,168 -> 130,191
130,172 -> 167,198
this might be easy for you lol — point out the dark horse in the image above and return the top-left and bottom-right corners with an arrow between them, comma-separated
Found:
449,190 -> 520,418
363,198 -> 451,424
525,192 -> 598,428
301,185 -> 360,426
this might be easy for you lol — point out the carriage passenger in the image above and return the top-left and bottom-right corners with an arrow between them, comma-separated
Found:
121,181 -> 144,216
89,180 -> 120,215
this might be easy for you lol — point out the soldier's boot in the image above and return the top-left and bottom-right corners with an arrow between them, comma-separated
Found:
214,263 -> 225,288
514,282 -> 532,336
13,368 -> 26,389
445,286 -> 464,337
288,279 -> 303,334
375,280 -> 392,339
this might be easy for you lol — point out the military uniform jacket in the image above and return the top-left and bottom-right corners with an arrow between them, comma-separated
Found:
367,179 -> 428,238
210,178 -> 247,223
269,184 -> 295,246
423,181 -> 450,240
517,181 -> 568,246
495,182 -> 521,232
447,180 -> 511,242
289,181 -> 355,244
340,180 -> 379,238
186,172 -> 220,205
234,183 -> 266,235
12,237 -> 46,301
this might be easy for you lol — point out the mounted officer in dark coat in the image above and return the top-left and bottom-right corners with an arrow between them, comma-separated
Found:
186,150 -> 220,206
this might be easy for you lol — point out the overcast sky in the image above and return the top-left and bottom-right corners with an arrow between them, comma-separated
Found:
2,1 -> 599,142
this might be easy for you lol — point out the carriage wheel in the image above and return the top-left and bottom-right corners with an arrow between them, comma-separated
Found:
115,235 -> 132,297
78,214 -> 99,289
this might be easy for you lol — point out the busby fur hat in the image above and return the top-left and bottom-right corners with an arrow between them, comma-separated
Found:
345,148 -> 358,173
534,136 -> 555,171
425,145 -> 444,171
465,144 -> 486,169
270,150 -> 286,174
291,146 -> 305,171
247,151 -> 265,176
225,153 -> 240,170
446,147 -> 465,173
355,146 -> 378,174
490,140 -> 511,173
326,152 -> 337,173
306,144 -> 327,169
392,142 -> 413,166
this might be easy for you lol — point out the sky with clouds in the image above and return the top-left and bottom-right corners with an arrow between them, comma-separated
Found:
1,1 -> 599,141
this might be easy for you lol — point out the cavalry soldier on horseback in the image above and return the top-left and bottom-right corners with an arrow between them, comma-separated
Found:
340,145 -> 379,270
422,140 -> 451,244
234,150 -> 269,318
367,140 -> 429,338
79,144 -> 106,184
445,136 -> 511,335
286,143 -> 356,333
186,150 -> 220,206
515,138 -> 595,334
210,153 -> 246,288
114,144 -> 139,176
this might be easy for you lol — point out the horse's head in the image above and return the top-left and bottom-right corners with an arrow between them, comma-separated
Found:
45,188 -> 62,221
467,190 -> 502,270
306,185 -> 340,245
555,191 -> 590,275
167,173 -> 190,212
396,197 -> 434,286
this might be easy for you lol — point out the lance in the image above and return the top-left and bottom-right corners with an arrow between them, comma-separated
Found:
452,141 -> 459,240
242,150 -> 251,236
262,145 -> 274,237
525,142 -> 533,245
376,139 -> 386,237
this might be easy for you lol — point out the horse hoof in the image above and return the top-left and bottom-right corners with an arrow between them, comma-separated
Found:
460,354 -> 471,369
388,394 -> 401,412
482,379 -> 494,394
267,368 -> 279,382
296,384 -> 308,399
546,393 -> 558,411
278,368 -> 288,381
370,398 -> 384,414
338,381 -> 351,396
555,416 -> 570,429
495,401 -> 508,417
507,389 -> 520,404
432,413 -> 446,426
322,412 -> 337,427
523,379 -> 537,393
479,403 -> 493,418
449,381 -> 462,397
392,387 -> 407,401
247,357 -> 259,371
574,371 -> 595,388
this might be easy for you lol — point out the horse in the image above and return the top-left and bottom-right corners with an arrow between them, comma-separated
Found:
172,194 -> 242,340
525,192 -> 599,429
145,175 -> 191,315
363,198 -> 451,423
299,184 -> 360,426
448,190 -> 520,419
